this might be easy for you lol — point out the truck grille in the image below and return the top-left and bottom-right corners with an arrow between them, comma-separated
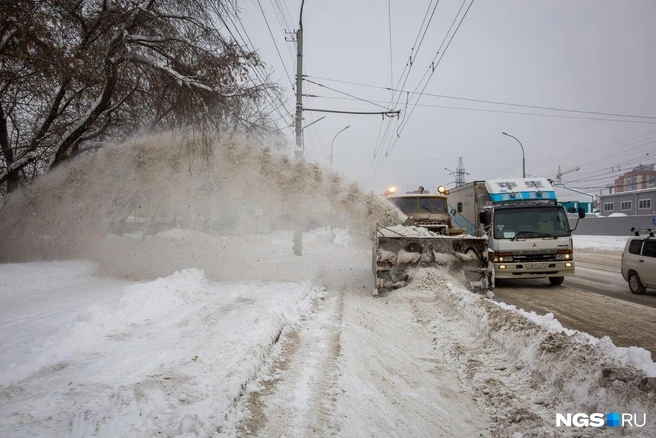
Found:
513,253 -> 558,262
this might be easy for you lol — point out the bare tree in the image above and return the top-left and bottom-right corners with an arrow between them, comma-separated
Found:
0,0 -> 279,193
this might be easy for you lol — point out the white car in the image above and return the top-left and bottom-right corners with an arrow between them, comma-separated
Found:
621,232 -> 656,294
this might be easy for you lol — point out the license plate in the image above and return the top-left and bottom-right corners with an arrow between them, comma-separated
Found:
525,263 -> 547,269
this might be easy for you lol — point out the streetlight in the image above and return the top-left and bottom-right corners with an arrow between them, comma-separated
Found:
502,132 -> 525,178
330,125 -> 350,172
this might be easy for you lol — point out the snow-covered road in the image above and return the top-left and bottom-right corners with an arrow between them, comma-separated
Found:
1,231 -> 656,437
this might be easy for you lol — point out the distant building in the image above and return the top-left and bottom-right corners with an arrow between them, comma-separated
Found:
598,187 -> 656,217
614,164 -> 656,193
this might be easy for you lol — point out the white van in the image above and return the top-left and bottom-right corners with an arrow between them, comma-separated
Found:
621,232 -> 656,294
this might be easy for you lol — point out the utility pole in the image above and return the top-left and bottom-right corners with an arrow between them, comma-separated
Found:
294,2 -> 304,160
293,0 -> 305,256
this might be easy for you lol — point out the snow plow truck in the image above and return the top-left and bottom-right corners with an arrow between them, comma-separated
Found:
373,185 -> 492,295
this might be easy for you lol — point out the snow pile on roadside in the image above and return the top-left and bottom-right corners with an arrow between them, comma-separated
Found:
497,302 -> 656,377
0,264 -> 324,437
410,268 -> 656,426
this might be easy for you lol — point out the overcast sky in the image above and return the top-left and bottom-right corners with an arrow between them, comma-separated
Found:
238,0 -> 656,195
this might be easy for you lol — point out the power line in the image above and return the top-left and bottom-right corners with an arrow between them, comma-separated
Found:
525,131 -> 656,172
368,0 -> 442,184
276,0 -> 294,29
256,0 -> 294,88
388,0 -> 393,89
308,93 -> 656,125
566,157 -> 654,185
271,0 -> 293,30
304,108 -> 400,116
215,5 -> 294,131
269,0 -> 297,65
304,75 -> 656,123
304,79 -> 393,110
371,0 -> 475,182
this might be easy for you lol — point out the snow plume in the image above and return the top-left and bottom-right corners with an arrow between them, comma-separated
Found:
0,133 -> 399,281
406,268 -> 656,432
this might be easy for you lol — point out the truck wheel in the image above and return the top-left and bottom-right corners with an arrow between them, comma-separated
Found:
549,277 -> 564,286
628,273 -> 646,295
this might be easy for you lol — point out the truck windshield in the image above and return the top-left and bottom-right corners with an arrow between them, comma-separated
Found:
389,197 -> 447,214
493,206 -> 571,239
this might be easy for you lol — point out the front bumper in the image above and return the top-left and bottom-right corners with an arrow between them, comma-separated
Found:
494,261 -> 575,279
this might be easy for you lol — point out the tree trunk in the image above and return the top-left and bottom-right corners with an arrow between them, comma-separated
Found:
0,103 -> 20,193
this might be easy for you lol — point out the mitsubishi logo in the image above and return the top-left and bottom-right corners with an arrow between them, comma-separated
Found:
532,243 -> 537,247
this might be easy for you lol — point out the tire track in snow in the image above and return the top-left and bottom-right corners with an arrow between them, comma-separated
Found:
240,288 -> 345,437
409,291 -> 557,437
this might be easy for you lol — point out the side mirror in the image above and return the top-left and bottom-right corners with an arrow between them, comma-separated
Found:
479,211 -> 489,225
457,202 -> 463,213
450,208 -> 457,215
578,207 -> 586,219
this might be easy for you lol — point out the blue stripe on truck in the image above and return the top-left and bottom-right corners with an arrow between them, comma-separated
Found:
489,191 -> 557,203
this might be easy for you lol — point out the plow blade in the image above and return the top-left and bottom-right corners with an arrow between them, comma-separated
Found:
373,224 -> 492,294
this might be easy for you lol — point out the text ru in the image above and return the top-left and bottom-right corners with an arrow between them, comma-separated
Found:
555,413 -> 647,428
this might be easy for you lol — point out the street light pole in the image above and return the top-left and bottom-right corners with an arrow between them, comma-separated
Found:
330,125 -> 350,172
502,132 -> 526,178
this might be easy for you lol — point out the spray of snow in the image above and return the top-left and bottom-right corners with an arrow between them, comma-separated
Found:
0,133 -> 401,282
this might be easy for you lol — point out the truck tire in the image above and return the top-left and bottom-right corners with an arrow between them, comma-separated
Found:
628,272 -> 646,295
549,276 -> 564,286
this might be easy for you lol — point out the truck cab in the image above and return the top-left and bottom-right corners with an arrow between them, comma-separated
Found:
490,204 -> 572,240
478,179 -> 577,285
385,186 -> 461,235
449,178 -> 583,286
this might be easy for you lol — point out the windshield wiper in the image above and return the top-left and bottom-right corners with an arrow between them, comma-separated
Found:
421,206 -> 436,213
511,231 -> 556,241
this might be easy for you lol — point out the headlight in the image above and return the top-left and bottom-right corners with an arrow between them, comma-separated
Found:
555,251 -> 572,260
385,186 -> 397,196
494,252 -> 514,262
